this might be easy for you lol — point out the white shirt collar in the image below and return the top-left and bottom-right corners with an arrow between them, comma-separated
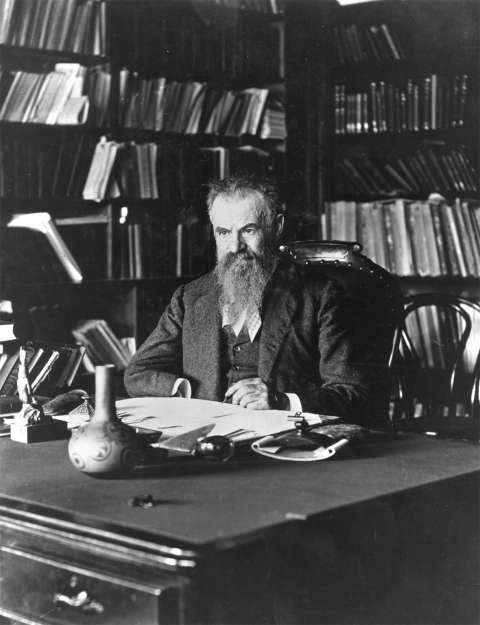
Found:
222,304 -> 262,342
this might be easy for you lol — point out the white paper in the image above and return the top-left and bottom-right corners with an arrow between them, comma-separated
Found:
115,396 -> 339,443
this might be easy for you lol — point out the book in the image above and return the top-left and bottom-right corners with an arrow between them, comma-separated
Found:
389,199 -> 415,276
82,137 -> 120,201
0,352 -> 19,395
441,203 -> 468,277
453,199 -> 478,276
30,349 -> 60,391
72,319 -> 131,371
0,0 -> 15,43
6,212 -> 83,283
428,203 -> 449,276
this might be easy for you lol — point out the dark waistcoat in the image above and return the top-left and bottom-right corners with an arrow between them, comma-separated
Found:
221,325 -> 260,392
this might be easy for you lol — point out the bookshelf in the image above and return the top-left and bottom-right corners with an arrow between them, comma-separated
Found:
0,0 -> 288,347
314,0 -> 479,292
1,0 -> 479,353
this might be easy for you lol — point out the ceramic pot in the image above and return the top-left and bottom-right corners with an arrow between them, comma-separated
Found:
68,365 -> 141,475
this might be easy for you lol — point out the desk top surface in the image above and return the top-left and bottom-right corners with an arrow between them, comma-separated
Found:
0,434 -> 478,551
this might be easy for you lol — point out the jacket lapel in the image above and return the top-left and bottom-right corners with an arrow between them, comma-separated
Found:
259,264 -> 299,382
190,279 -> 223,399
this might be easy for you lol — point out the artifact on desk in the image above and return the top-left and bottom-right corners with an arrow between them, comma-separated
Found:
10,345 -> 67,444
251,417 -> 367,462
42,389 -> 89,417
157,423 -> 235,462
68,364 -> 144,475
115,397 -> 344,463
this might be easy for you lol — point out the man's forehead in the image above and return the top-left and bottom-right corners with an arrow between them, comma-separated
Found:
210,193 -> 264,226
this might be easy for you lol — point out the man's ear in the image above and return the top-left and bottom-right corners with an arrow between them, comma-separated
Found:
275,213 -> 284,237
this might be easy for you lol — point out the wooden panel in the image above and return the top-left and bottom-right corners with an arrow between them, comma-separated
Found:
0,546 -> 180,625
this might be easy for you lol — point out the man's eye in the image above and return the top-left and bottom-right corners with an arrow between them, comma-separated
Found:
217,230 -> 229,237
243,228 -> 257,236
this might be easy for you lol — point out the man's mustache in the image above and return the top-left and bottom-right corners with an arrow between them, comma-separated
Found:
222,250 -> 259,264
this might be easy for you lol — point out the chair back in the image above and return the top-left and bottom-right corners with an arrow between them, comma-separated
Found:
388,292 -> 480,440
280,240 -> 403,427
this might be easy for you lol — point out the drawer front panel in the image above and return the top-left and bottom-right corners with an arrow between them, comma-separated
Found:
0,546 -> 179,625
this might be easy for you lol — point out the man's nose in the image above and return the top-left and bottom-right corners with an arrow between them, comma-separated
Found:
228,232 -> 246,253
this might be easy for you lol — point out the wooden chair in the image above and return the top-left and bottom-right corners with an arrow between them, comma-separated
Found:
279,240 -> 403,428
388,293 -> 480,440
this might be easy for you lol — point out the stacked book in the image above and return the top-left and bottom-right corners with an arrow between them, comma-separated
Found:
118,72 -> 284,138
72,319 -> 135,372
0,134 -> 98,199
0,0 -> 106,56
83,136 -> 282,201
332,23 -> 405,65
0,63 -> 110,126
0,341 -> 86,398
337,147 -> 478,197
117,221 -> 144,280
82,137 -> 121,202
197,145 -> 277,186
324,198 -> 480,277
334,74 -> 469,135
210,0 -> 284,14
260,94 -> 286,139
6,212 -> 83,283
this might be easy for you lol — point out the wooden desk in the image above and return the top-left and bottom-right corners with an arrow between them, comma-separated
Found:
0,434 -> 478,624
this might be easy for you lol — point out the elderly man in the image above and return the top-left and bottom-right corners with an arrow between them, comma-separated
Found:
124,175 -> 371,421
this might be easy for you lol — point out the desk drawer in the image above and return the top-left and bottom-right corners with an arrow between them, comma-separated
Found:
0,546 -> 179,625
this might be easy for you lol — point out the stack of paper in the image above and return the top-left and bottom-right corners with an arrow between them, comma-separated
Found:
116,397 -> 339,444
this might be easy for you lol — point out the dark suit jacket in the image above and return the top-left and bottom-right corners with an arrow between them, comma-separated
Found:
124,261 -> 374,422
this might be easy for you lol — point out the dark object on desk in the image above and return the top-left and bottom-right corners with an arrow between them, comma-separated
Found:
128,494 -> 155,509
389,293 -> 480,441
42,389 -> 88,416
158,423 -> 235,462
195,435 -> 235,462
279,240 -> 402,428
251,417 -> 366,461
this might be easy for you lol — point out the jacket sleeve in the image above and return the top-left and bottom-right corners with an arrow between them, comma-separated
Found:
295,281 -> 372,424
123,285 -> 185,397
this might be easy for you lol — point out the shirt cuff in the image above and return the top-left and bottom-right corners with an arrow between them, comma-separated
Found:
171,378 -> 192,398
285,393 -> 302,413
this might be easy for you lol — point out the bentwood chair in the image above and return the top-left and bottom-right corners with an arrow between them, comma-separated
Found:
279,240 -> 403,428
388,293 -> 480,440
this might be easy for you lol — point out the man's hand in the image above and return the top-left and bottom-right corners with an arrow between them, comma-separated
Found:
224,378 -> 288,410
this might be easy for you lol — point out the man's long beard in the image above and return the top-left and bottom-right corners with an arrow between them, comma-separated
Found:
215,248 -> 276,320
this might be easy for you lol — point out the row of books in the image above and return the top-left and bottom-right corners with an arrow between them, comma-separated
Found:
324,198 -> 480,277
0,135 -> 98,199
0,64 -> 110,126
0,341 -> 86,398
210,0 -> 284,13
119,73 -> 284,137
0,133 -> 283,201
0,0 -> 106,56
332,23 -> 406,66
82,136 -> 282,201
337,147 -> 478,197
334,75 -> 469,135
118,222 -> 144,280
114,5 -> 283,81
72,319 -> 135,372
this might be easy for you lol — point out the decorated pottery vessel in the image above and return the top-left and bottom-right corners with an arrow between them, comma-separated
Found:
68,364 -> 141,475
